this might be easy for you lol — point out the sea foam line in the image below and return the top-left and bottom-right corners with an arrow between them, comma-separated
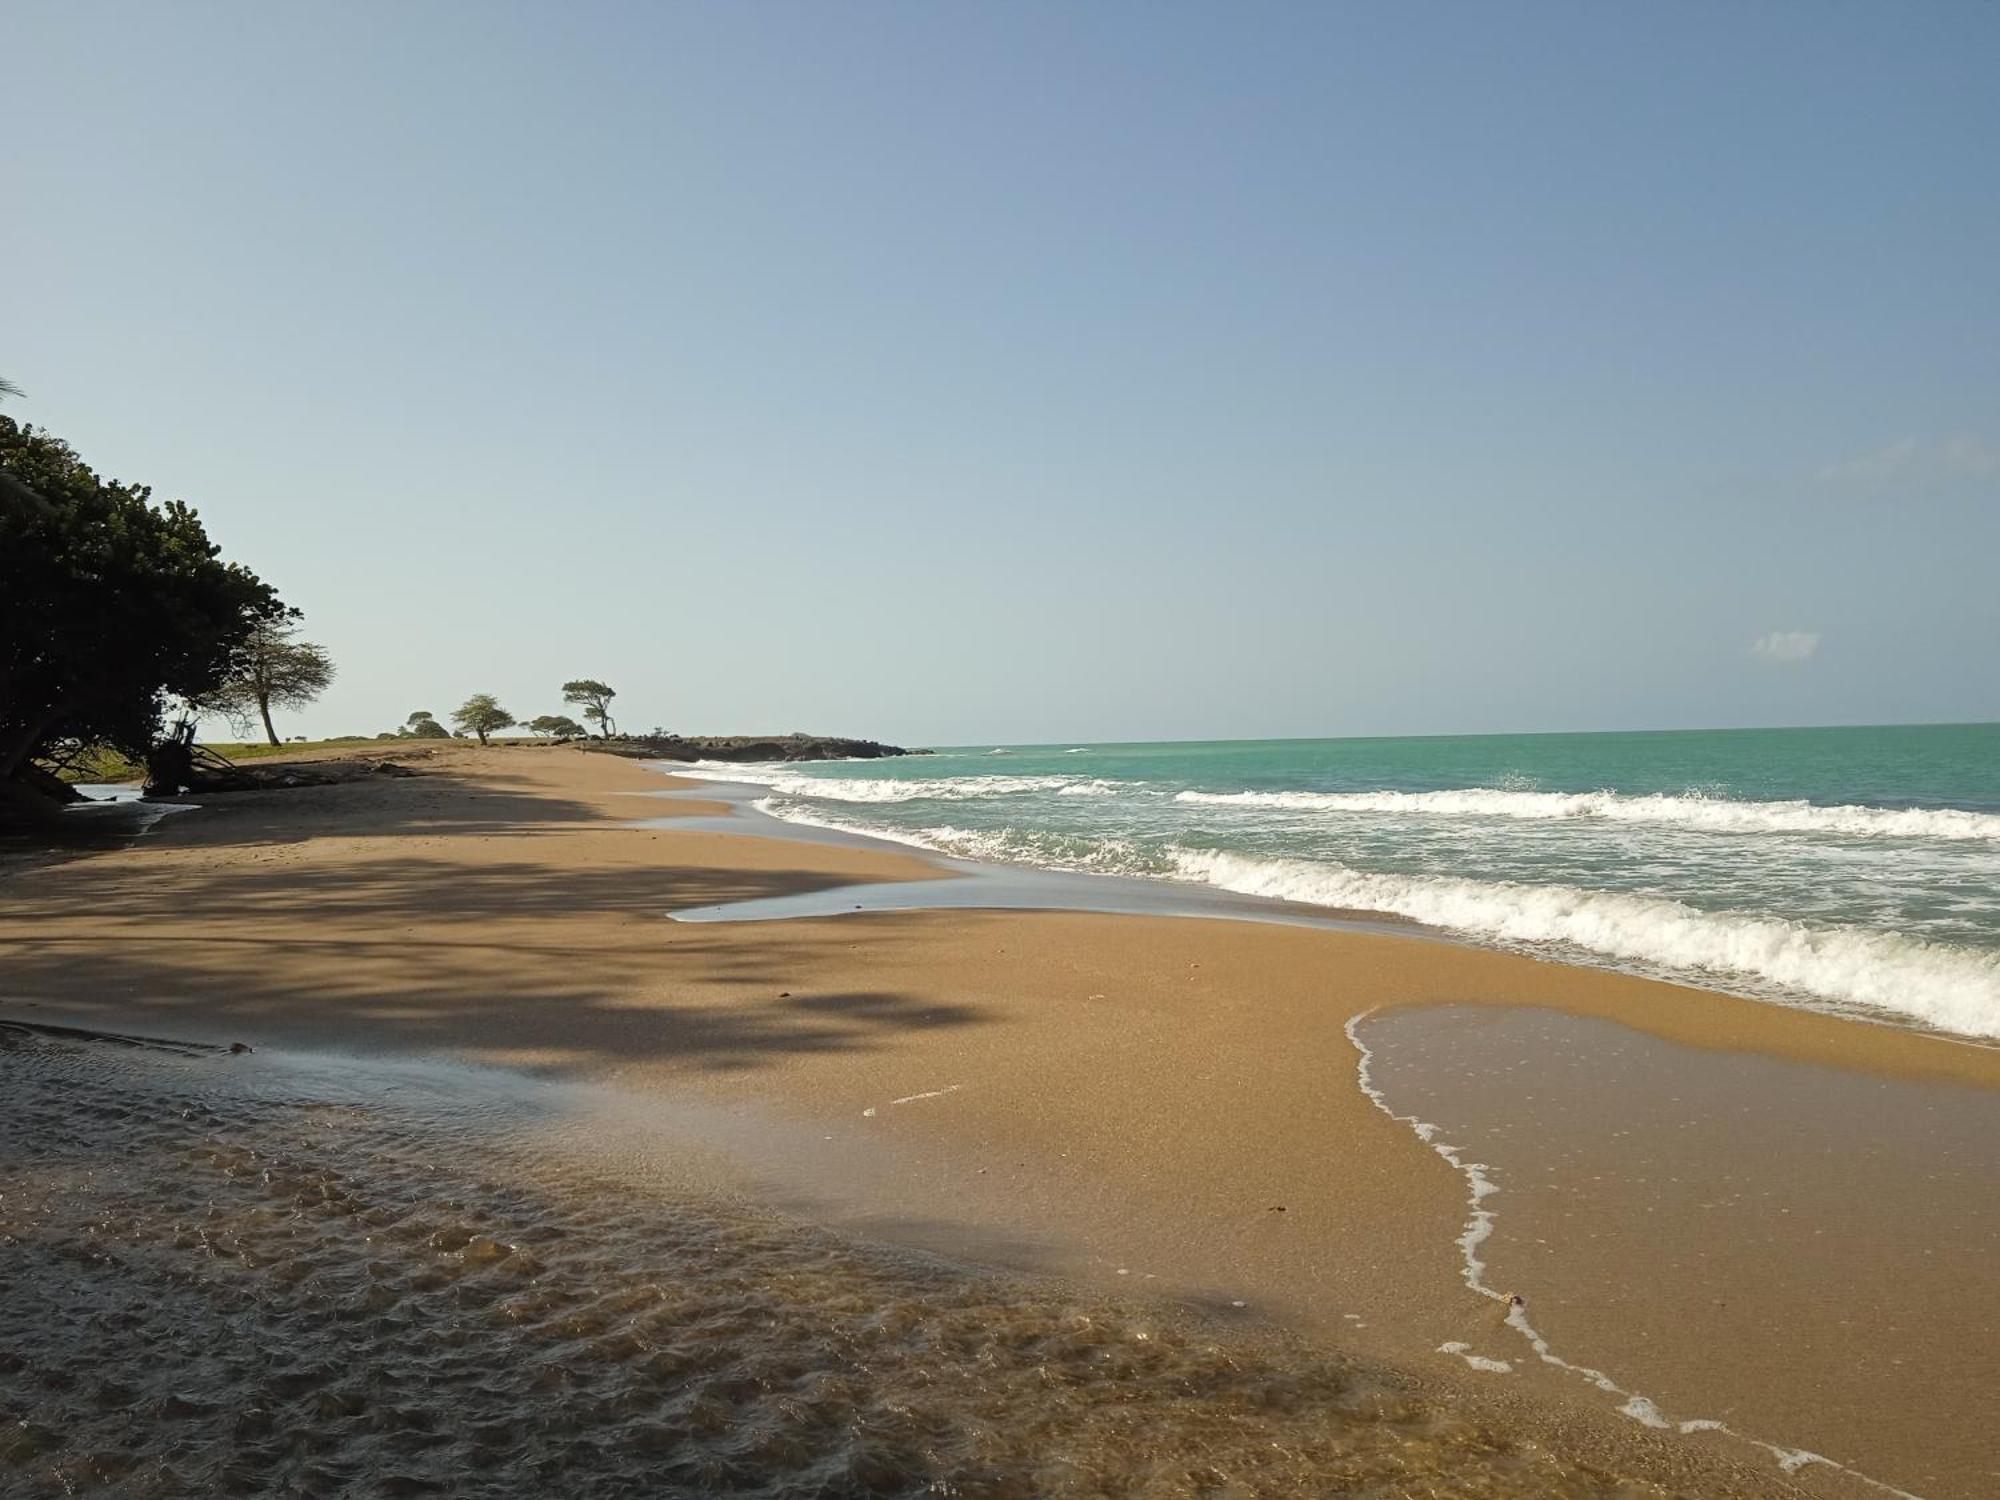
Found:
675,763 -> 1126,803
1343,1009 -> 1924,1498
1177,786 -> 2000,842
1180,849 -> 2000,1040
748,801 -> 1153,874
697,780 -> 2000,1042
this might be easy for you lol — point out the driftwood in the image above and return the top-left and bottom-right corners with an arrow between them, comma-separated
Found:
146,747 -> 423,797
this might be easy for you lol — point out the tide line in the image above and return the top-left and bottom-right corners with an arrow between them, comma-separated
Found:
1343,1007 -> 1923,1499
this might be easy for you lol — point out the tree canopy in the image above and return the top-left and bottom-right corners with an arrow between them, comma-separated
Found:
526,714 -> 587,738
561,679 -> 617,738
451,694 -> 515,745
403,710 -> 450,739
1,416 -> 285,803
207,621 -> 335,745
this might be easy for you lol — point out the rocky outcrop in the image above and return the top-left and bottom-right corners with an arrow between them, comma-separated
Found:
586,735 -> 926,764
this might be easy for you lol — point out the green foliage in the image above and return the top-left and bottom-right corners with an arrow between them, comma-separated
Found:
561,679 -> 618,737
50,737 -> 372,783
402,711 -> 451,739
450,694 -> 515,745
1,417 -> 286,785
47,744 -> 148,784
526,714 -> 587,738
206,620 -> 336,745
203,737 -> 373,760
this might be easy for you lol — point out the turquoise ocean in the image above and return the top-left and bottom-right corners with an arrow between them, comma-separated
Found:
679,723 -> 2000,1040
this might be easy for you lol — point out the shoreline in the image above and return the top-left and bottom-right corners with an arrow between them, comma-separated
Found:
644,767 -> 2000,1059
5,744 -> 1995,1495
664,756 -> 2000,1048
637,773 -> 1434,939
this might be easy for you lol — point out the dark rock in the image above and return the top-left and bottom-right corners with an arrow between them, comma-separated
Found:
585,734 -> 929,765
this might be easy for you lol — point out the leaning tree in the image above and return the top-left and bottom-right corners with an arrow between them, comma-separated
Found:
207,620 -> 335,745
561,679 -> 618,738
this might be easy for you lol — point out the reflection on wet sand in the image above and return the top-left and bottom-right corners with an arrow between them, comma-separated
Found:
1351,1006 -> 1999,1499
2,1024 -> 1743,1498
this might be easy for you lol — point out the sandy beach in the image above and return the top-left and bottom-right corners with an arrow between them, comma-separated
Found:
4,745 -> 1995,1498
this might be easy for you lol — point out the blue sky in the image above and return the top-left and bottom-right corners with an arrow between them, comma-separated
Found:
8,1 -> 1996,745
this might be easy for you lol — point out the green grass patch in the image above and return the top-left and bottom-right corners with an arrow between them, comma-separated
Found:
50,746 -> 148,784
198,737 -> 380,761
49,736 -> 382,784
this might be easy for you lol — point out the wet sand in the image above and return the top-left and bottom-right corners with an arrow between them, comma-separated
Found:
0,1020 -> 1744,1499
1354,1006 -> 2000,1497
4,744 -> 1996,1496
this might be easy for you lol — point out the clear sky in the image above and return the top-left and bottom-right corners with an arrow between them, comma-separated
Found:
8,1 -> 1996,746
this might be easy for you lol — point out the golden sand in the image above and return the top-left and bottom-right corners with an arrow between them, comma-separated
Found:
6,744 -> 1994,1495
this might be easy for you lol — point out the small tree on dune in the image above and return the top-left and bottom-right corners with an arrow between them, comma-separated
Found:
207,619 -> 335,745
451,694 -> 515,746
526,714 -> 586,739
561,679 -> 617,738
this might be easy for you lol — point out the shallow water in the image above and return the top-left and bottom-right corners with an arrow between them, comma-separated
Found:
0,1023 -> 1718,1499
0,792 -> 189,879
669,724 -> 2000,1038
1351,1006 -> 2000,1499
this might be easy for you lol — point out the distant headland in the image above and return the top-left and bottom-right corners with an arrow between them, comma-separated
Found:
586,734 -> 927,764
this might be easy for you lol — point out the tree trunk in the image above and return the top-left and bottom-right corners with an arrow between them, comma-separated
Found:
0,766 -> 81,830
0,702 -> 70,784
258,694 -> 280,746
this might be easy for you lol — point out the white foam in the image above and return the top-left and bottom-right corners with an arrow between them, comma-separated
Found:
1619,1396 -> 1673,1429
697,766 -> 2000,1041
1345,1012 -> 1924,1498
743,799 -> 954,852
680,765 -> 1128,803
744,802 -> 1152,876
1178,849 -> 2000,1039
1176,786 -> 2000,843
888,1085 -> 960,1106
1437,1342 -> 1514,1374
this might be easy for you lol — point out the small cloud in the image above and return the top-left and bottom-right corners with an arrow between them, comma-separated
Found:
1820,435 -> 2000,486
1752,630 -> 1820,664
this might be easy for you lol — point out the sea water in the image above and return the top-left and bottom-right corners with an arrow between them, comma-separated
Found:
674,723 -> 2000,1039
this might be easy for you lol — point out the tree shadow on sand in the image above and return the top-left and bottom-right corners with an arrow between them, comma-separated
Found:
1,837 -> 983,1075
157,763 -> 622,847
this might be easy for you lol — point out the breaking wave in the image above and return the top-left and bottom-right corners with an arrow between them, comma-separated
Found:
672,753 -> 2000,1042
1175,786 -> 2000,842
681,766 -> 1130,803
743,797 -> 2000,1038
750,800 -> 1155,873
1171,849 -> 2000,1039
